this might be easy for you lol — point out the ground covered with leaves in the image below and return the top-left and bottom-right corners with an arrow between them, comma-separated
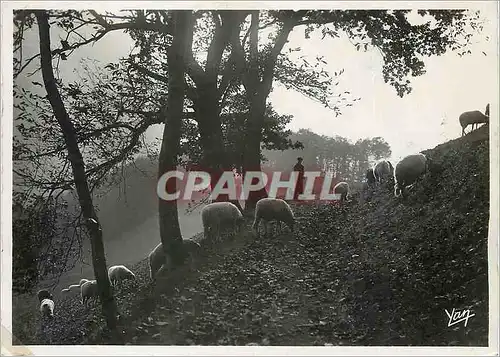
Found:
13,126 -> 490,346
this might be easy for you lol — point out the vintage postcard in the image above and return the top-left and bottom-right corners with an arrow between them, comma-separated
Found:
1,1 -> 498,355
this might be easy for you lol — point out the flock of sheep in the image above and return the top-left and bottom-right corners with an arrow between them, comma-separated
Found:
37,264 -> 138,319
35,152 -> 429,320
35,104 -> 488,323
34,197 -> 304,320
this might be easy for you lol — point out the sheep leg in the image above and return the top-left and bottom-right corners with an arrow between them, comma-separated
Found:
401,186 -> 408,198
208,226 -> 214,244
233,221 -> 239,240
252,218 -> 261,238
203,226 -> 209,242
215,223 -> 221,243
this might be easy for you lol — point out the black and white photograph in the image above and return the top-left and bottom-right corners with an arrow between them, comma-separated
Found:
1,1 -> 499,355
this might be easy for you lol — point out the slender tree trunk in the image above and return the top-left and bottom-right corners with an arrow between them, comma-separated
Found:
158,10 -> 193,267
35,10 -> 118,333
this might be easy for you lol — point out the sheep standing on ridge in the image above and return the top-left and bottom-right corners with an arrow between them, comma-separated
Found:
333,181 -> 350,204
37,289 -> 55,319
459,103 -> 490,136
252,198 -> 295,238
394,153 -> 428,198
108,265 -> 136,288
148,239 -> 202,282
373,160 -> 394,184
80,280 -> 98,306
201,202 -> 244,243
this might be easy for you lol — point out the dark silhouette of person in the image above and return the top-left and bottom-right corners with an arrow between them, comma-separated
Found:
293,157 -> 305,200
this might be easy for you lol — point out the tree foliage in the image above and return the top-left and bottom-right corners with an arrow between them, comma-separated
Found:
12,195 -> 78,293
291,9 -> 483,97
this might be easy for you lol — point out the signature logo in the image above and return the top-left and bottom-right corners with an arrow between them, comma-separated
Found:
445,308 -> 475,327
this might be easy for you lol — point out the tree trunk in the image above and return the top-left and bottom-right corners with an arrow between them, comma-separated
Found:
241,13 -> 295,213
195,94 -> 226,199
194,89 -> 243,212
243,96 -> 268,212
195,86 -> 225,176
158,11 -> 194,268
35,10 -> 118,333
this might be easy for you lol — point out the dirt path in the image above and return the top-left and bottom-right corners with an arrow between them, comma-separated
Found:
116,205 -> 370,346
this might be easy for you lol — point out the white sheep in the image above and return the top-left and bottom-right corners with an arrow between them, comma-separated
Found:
61,278 -> 90,293
459,103 -> 489,136
252,198 -> 295,238
394,153 -> 428,197
148,239 -> 202,281
108,265 -> 136,287
80,280 -> 98,306
201,202 -> 244,243
373,160 -> 394,183
37,289 -> 54,319
39,298 -> 55,319
333,181 -> 349,203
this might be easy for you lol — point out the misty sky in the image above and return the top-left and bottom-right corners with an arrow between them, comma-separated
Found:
14,7 -> 497,165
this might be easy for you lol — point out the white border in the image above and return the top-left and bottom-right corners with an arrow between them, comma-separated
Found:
1,1 -> 499,356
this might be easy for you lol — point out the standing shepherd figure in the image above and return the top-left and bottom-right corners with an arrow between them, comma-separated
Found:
293,157 -> 305,200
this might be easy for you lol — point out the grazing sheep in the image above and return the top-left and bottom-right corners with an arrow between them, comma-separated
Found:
148,240 -> 202,281
108,265 -> 136,287
333,181 -> 350,203
39,298 -> 55,319
61,278 -> 90,293
80,280 -> 98,306
373,160 -> 394,183
394,153 -> 428,197
201,202 -> 244,242
459,103 -> 489,136
366,168 -> 376,186
252,198 -> 294,238
37,290 -> 55,319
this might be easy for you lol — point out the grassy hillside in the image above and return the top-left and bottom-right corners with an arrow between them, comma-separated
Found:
13,125 -> 490,346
